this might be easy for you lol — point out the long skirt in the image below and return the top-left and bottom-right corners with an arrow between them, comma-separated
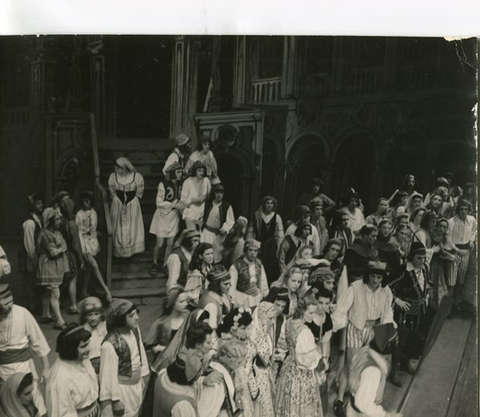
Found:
253,366 -> 275,417
260,238 -> 280,286
430,257 -> 452,309
111,197 -> 145,258
275,356 -> 323,417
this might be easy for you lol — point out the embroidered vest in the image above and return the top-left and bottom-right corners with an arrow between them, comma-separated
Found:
104,327 -> 142,377
162,179 -> 182,203
233,257 -> 263,293
170,247 -> 190,287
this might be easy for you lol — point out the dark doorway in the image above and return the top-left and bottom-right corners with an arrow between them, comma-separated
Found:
333,133 -> 376,210
115,36 -> 172,138
215,153 -> 245,217
435,141 -> 476,186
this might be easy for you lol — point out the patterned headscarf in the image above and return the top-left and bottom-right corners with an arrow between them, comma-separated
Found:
248,301 -> 275,364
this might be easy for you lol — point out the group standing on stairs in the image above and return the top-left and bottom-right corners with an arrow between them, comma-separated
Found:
0,132 -> 476,417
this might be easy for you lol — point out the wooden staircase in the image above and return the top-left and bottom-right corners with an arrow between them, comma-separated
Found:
98,138 -> 173,304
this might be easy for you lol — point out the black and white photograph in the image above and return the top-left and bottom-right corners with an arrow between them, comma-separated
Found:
0,33 -> 477,417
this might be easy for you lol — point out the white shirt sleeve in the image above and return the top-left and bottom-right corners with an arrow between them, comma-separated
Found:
172,401 -> 197,417
25,309 -> 51,358
99,341 -> 121,402
163,153 -> 180,175
166,254 -> 181,289
260,265 -> 269,298
222,206 -> 235,233
156,182 -> 174,209
295,328 -> 321,370
381,287 -> 395,326
23,220 -> 37,260
331,285 -> 354,331
228,265 -> 240,304
46,377 -> 77,417
354,367 -> 388,417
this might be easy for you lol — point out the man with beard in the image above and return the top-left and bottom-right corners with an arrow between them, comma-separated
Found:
0,284 -> 50,416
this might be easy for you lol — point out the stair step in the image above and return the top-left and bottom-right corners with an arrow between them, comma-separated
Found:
111,287 -> 166,305
111,276 -> 166,291
98,138 -> 173,152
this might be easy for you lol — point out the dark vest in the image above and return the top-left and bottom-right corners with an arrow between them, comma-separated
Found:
170,247 -> 190,287
203,200 -> 231,230
162,179 -> 182,202
19,214 -> 43,272
254,213 -> 277,243
233,257 -> 263,293
103,327 -> 142,377
284,235 -> 300,266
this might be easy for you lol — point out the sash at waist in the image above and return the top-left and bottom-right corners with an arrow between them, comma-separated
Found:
456,243 -> 471,250
0,347 -> 30,365
118,367 -> 141,386
77,401 -> 99,417
365,319 -> 380,327
203,225 -> 220,234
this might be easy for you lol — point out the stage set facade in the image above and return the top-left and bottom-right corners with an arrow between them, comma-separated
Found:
0,35 -> 476,239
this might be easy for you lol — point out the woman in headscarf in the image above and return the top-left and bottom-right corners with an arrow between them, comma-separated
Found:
405,191 -> 424,215
60,197 -> 85,314
247,300 -> 286,417
386,190 -> 409,221
338,189 -> 366,236
46,324 -> 99,417
424,191 -> 444,216
180,161 -> 211,231
247,196 -> 285,283
37,207 -> 69,329
275,295 -> 323,417
144,286 -> 190,359
108,157 -> 145,258
0,372 -> 44,417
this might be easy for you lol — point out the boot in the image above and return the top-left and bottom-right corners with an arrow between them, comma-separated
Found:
388,367 -> 403,387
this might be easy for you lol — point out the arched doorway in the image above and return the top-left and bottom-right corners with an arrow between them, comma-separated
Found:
384,132 -> 428,195
215,152 -> 246,217
333,132 -> 376,210
285,135 -> 326,216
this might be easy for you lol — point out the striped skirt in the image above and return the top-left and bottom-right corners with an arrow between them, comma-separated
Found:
455,250 -> 471,285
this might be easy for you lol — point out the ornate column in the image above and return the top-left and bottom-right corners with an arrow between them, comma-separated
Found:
282,36 -> 297,99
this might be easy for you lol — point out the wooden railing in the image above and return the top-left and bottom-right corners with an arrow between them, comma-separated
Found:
251,77 -> 282,104
89,113 -> 113,289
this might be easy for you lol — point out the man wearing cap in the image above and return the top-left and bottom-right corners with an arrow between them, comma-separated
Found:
331,261 -> 395,415
184,134 -> 219,182
163,133 -> 191,176
99,299 -> 149,417
387,242 -> 432,377
0,283 -> 50,416
285,205 -> 322,256
166,229 -> 201,290
19,193 -> 44,312
150,162 -> 185,275
201,183 -> 235,263
228,239 -> 269,309
297,178 -> 336,217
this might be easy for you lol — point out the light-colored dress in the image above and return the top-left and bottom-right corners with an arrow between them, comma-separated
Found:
36,228 -> 69,287
338,207 -> 366,235
46,358 -> 99,417
108,172 -> 145,258
180,177 -> 211,223
75,209 -> 100,256
275,319 -> 323,417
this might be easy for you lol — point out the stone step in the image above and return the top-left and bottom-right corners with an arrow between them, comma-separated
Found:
111,287 -> 166,306
112,258 -> 157,274
111,274 -> 166,291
